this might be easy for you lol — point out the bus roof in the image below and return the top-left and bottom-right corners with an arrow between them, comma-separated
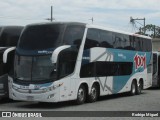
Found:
0,26 -> 23,30
26,22 -> 86,27
25,22 -> 151,40
86,24 -> 152,39
0,26 -> 23,34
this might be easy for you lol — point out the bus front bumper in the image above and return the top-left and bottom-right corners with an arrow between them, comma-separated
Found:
8,77 -> 60,102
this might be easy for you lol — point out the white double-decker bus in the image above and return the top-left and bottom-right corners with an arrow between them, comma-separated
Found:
9,22 -> 152,104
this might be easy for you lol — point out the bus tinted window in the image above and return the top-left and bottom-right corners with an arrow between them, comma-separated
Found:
123,35 -> 130,49
84,29 -> 100,49
80,61 -> 133,78
0,27 -> 23,47
63,25 -> 85,49
113,33 -> 125,49
99,30 -> 113,48
135,37 -> 142,51
58,48 -> 79,79
19,24 -> 64,50
84,28 -> 151,52
80,62 -> 96,77
128,36 -> 136,50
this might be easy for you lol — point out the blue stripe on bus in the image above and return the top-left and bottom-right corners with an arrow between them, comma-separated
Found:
108,48 -> 151,93
81,48 -> 152,93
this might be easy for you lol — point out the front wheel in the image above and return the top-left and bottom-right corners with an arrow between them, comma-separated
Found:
76,85 -> 86,105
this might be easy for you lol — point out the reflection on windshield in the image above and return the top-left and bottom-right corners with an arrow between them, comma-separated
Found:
18,24 -> 64,50
15,55 -> 55,82
18,24 -> 85,51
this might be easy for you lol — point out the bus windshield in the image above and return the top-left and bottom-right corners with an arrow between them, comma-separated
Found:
18,24 -> 64,50
15,55 -> 56,82
18,24 -> 85,50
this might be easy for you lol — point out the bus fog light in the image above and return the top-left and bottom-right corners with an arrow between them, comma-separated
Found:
48,94 -> 55,99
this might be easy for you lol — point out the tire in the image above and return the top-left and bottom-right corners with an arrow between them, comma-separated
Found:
87,84 -> 98,103
130,81 -> 136,96
136,81 -> 143,95
76,85 -> 86,105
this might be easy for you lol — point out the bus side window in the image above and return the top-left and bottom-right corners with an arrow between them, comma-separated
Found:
123,35 -> 131,50
113,33 -> 124,49
84,29 -> 100,50
58,48 -> 78,79
99,30 -> 113,48
63,25 -> 85,49
135,37 -> 143,51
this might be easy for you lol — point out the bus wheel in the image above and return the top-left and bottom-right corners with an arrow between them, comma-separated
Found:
136,81 -> 143,95
87,84 -> 98,103
76,85 -> 86,105
130,81 -> 136,96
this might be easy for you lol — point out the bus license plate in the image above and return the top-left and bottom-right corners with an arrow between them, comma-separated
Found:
27,96 -> 34,101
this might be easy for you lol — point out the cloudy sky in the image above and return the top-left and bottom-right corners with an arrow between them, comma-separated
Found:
0,0 -> 159,32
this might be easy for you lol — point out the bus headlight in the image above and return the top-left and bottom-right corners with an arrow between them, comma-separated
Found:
47,86 -> 56,92
12,85 -> 18,90
43,83 -> 63,92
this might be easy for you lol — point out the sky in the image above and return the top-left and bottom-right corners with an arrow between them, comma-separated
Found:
0,0 -> 160,33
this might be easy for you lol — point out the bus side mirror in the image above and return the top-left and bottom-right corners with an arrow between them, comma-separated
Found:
3,47 -> 16,63
51,45 -> 71,64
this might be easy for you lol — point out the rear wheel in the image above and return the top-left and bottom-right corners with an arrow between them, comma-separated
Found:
136,81 -> 143,95
76,85 -> 86,105
130,81 -> 136,96
87,84 -> 98,103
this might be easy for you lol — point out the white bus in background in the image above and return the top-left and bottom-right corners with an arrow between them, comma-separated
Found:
152,51 -> 160,87
0,26 -> 23,99
9,22 -> 152,104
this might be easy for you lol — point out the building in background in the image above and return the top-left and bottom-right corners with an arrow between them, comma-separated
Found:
152,38 -> 160,51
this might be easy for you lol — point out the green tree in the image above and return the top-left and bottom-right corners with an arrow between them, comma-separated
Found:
138,24 -> 160,38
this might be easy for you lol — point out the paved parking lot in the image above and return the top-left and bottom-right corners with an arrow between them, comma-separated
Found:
0,88 -> 160,119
